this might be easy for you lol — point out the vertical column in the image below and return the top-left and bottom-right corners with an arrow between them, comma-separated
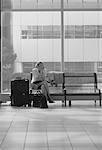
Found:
0,0 -> 1,93
61,0 -> 64,72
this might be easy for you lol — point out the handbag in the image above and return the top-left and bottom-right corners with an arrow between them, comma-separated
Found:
33,90 -> 48,108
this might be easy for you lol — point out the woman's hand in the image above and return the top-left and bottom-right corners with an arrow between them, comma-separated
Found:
31,83 -> 38,90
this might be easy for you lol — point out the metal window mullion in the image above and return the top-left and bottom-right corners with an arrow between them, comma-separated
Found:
61,0 -> 64,72
1,11 -> 3,93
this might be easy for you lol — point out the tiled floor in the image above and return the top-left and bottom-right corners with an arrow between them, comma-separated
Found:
0,101 -> 102,150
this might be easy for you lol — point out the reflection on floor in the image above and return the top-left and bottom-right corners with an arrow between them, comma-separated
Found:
0,101 -> 102,150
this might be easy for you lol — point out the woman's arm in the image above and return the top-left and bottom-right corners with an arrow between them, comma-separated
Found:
31,68 -> 39,83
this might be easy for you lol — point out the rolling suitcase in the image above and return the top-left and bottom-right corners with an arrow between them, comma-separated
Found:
11,79 -> 30,107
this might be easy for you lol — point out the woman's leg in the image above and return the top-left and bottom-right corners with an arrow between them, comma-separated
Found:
41,81 -> 54,102
41,84 -> 48,100
31,80 -> 54,102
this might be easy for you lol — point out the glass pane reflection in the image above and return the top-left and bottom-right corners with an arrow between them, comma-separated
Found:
1,0 -> 61,9
21,0 -> 35,9
2,0 -> 12,9
64,0 -> 102,9
1,0 -> 102,9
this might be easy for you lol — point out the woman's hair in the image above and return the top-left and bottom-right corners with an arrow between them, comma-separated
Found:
35,62 -> 43,68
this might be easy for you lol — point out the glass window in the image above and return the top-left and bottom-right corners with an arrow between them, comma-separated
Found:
97,25 -> 102,38
64,0 -> 83,9
21,0 -> 35,9
64,11 -> 102,74
83,0 -> 98,3
51,0 -> 61,9
53,25 -> 60,38
1,0 -> 61,10
64,0 -> 102,9
75,25 -> 84,38
66,25 -> 75,38
11,0 -> 21,9
85,25 -> 97,38
43,25 -> 52,39
99,0 -> 102,8
21,0 -> 61,9
2,0 -> 102,10
1,11 -> 61,93
36,0 -> 52,9
83,0 -> 99,8
99,12 -> 102,62
84,39 -> 99,61
2,0 -> 20,9
1,0 -> 102,93
67,0 -> 82,3
2,0 -> 12,9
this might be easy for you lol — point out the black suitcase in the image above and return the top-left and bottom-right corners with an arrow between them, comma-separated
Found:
11,79 -> 30,107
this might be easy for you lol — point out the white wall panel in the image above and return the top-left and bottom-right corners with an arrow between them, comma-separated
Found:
84,39 -> 99,61
84,11 -> 98,25
67,12 -> 84,25
21,39 -> 38,62
51,39 -> 61,62
68,39 -> 83,62
37,39 -> 53,62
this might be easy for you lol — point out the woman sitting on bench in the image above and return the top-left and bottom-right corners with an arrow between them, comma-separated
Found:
31,61 -> 54,103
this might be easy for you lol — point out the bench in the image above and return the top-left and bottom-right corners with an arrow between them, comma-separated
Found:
30,72 -> 101,107
63,73 -> 101,107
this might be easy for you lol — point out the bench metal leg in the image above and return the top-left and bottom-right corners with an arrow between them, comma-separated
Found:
69,100 -> 71,107
99,90 -> 101,107
94,100 -> 96,106
100,96 -> 101,107
65,99 -> 66,107
64,89 -> 66,107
